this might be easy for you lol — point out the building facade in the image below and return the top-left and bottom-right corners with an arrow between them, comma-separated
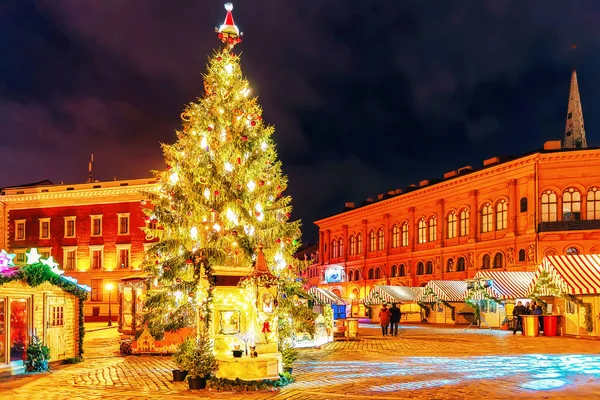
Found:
0,178 -> 158,320
306,71 -> 599,306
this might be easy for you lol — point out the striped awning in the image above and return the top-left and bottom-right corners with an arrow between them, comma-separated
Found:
416,280 -> 467,303
528,254 -> 600,296
364,285 -> 423,304
468,271 -> 536,300
307,287 -> 348,305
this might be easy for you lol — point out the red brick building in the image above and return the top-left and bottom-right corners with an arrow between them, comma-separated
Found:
0,178 -> 158,320
305,71 -> 600,313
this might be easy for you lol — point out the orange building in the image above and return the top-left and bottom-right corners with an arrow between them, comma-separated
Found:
305,71 -> 600,309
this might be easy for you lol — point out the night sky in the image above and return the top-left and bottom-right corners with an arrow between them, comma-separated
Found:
1,1 -> 599,243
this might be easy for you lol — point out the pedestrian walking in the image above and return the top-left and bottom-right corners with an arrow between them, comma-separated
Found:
379,304 -> 391,336
513,301 -> 528,335
389,303 -> 401,336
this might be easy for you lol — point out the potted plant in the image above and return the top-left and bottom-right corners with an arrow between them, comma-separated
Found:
185,331 -> 219,390
172,336 -> 193,382
281,344 -> 298,374
24,335 -> 50,372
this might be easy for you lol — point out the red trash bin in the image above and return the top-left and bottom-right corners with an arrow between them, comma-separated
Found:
543,315 -> 559,336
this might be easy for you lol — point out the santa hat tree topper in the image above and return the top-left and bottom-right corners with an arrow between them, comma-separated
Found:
216,3 -> 243,47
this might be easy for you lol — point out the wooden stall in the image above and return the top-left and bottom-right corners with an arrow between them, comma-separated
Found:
416,281 -> 468,325
364,286 -> 424,323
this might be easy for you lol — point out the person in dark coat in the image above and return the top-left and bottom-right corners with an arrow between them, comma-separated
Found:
389,303 -> 401,336
379,304 -> 391,336
513,301 -> 529,335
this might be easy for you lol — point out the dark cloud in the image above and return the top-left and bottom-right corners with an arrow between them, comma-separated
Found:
1,0 -> 600,242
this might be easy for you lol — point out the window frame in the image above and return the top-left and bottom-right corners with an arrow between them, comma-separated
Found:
356,233 -> 363,254
481,204 -> 493,233
349,235 -> 356,255
391,224 -> 400,248
428,217 -> 437,242
541,190 -> 558,222
15,219 -> 26,241
39,218 -> 51,240
62,246 -> 78,271
89,244 -> 105,270
116,243 -> 132,269
401,223 -> 409,247
459,209 -> 470,237
496,200 -> 508,231
377,228 -> 385,251
64,216 -> 76,238
447,212 -> 457,239
587,187 -> 600,220
117,213 -> 130,235
90,215 -> 103,237
369,230 -> 377,252
90,279 -> 103,302
562,188 -> 581,221
417,219 -> 427,244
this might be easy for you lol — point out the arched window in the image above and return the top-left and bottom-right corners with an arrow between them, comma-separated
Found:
356,233 -> 363,254
541,190 -> 558,222
482,254 -> 491,269
417,262 -> 424,275
368,268 -> 374,280
520,197 -> 528,213
399,264 -> 406,277
391,224 -> 400,248
375,267 -> 381,279
418,219 -> 427,244
369,230 -> 376,252
348,270 -> 354,281
429,217 -> 437,242
481,204 -> 493,233
518,249 -> 526,262
349,235 -> 356,255
587,187 -> 600,220
563,188 -> 581,221
426,261 -> 433,274
377,228 -> 385,251
401,223 -> 409,246
331,240 -> 338,258
352,287 -> 359,299
460,209 -> 470,237
566,247 -> 579,255
354,270 -> 360,281
493,253 -> 503,268
338,238 -> 344,258
457,257 -> 466,272
446,258 -> 454,272
447,211 -> 457,239
391,264 -> 397,277
496,200 -> 508,230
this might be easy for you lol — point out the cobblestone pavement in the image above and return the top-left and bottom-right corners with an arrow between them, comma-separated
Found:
1,324 -> 600,399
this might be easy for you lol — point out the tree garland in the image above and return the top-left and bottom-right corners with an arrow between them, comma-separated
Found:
0,263 -> 90,357
417,302 -> 430,318
420,287 -> 456,321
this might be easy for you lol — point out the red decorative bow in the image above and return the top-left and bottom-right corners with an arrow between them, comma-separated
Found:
262,321 -> 271,333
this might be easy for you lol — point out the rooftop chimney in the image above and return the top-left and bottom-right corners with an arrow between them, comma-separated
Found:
444,170 -> 457,179
483,157 -> 500,167
544,140 -> 562,151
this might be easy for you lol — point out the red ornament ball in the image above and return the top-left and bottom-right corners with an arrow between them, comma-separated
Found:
232,230 -> 238,236
250,120 -> 256,127
186,259 -> 193,264
276,238 -> 281,243
167,165 -> 172,170
145,216 -> 150,221
176,278 -> 182,283
207,125 -> 213,131
259,180 -> 265,186
286,213 -> 291,218
214,190 -> 220,196
242,135 -> 248,141
217,56 -> 222,62
255,211 -> 261,217
237,157 -> 241,164
277,193 -> 282,197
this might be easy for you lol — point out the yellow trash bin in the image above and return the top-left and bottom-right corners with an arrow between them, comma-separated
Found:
345,318 -> 359,338
522,315 -> 540,337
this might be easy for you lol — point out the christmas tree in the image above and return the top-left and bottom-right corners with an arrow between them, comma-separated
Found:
142,3 -> 302,337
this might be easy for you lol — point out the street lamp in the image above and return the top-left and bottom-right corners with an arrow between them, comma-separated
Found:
105,283 -> 114,326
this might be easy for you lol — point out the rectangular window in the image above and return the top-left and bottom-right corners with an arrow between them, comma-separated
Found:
90,247 -> 103,270
15,220 -> 26,241
90,215 -> 102,236
39,248 -> 51,259
51,306 -> 64,327
39,218 -> 51,239
63,247 -> 77,271
119,248 -> 130,269
64,217 -> 76,238
14,250 -> 26,264
118,213 -> 130,235
91,279 -> 103,302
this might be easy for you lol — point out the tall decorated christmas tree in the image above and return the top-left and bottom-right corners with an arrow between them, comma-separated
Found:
141,3 -> 306,379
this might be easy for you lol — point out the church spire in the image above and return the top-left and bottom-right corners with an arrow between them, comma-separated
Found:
563,70 -> 587,149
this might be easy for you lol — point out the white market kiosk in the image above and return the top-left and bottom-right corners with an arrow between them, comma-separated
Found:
416,281 -> 469,325
364,285 -> 424,323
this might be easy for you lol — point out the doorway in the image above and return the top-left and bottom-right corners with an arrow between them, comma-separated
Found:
46,296 -> 66,360
9,298 -> 29,362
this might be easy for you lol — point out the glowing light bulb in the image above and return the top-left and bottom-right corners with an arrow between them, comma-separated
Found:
213,223 -> 221,232
200,136 -> 207,148
260,142 -> 268,151
226,208 -> 239,225
169,172 -> 179,184
190,226 -> 198,240
220,129 -> 227,142
244,225 -> 255,236
240,88 -> 250,97
203,188 -> 210,199
255,202 -> 264,222
225,64 -> 234,74
247,180 -> 256,192
224,162 -> 233,172
191,130 -> 197,135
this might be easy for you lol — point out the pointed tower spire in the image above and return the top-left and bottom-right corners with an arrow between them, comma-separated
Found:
563,70 -> 588,149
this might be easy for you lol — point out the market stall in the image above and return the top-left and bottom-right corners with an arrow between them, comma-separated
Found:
528,254 -> 600,337
415,281 -> 468,325
364,285 -> 424,323
118,273 -> 150,335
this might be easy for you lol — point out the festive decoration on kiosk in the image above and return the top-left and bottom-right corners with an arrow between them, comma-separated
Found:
26,248 -> 42,264
0,249 -> 16,271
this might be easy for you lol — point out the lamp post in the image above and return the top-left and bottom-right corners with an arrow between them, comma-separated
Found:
105,283 -> 114,326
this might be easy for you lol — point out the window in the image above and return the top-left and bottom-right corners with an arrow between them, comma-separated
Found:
331,240 -> 338,258
481,204 -> 493,233
418,219 -> 427,244
446,258 -> 454,272
401,223 -> 409,246
391,225 -> 400,248
447,212 -> 457,239
399,264 -> 406,277
417,262 -> 424,275
116,244 -> 131,269
145,220 -> 158,240
566,247 -> 579,255
118,213 -> 130,235
377,228 -> 385,251
482,254 -> 491,269
375,267 -> 381,279
460,209 -> 470,237
426,261 -> 433,274
428,217 -> 437,242
338,238 -> 344,258
15,219 -> 26,241
520,197 -> 528,213
562,188 -> 581,221
391,265 -> 398,277
587,187 -> 600,220
90,215 -> 103,236
457,257 -> 466,272
489,300 -> 497,313
90,245 -> 104,270
50,305 -> 64,327
39,218 -> 51,239
91,279 -> 103,302
357,233 -> 363,254
62,246 -> 77,271
14,249 -> 26,265
369,230 -> 377,252
480,300 -> 488,313
368,268 -> 374,280
541,190 -> 558,222
348,270 -> 354,281
349,235 -> 356,255
354,270 -> 360,281
39,247 -> 51,259
496,200 -> 508,230
64,216 -> 76,238
518,249 -> 526,262
493,253 -> 503,268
